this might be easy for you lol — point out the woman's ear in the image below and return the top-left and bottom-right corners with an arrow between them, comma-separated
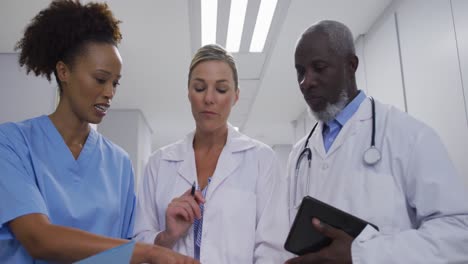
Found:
232,87 -> 240,106
55,61 -> 69,84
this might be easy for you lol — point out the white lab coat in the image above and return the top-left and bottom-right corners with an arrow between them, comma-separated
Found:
134,124 -> 289,264
287,98 -> 468,263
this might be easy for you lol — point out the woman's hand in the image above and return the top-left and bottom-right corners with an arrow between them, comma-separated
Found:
144,244 -> 200,264
8,213 -> 200,264
156,188 -> 205,248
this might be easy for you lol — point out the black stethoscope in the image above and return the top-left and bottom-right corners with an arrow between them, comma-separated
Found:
293,97 -> 381,208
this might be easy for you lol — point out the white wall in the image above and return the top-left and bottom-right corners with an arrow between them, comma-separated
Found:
272,144 -> 293,177
292,112 -> 306,143
364,11 -> 406,111
137,112 -> 152,187
0,53 -> 57,123
98,109 -> 152,187
395,0 -> 468,184
452,0 -> 468,126
355,35 -> 368,93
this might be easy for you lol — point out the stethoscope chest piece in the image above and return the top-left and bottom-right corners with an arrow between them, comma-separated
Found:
363,146 -> 381,165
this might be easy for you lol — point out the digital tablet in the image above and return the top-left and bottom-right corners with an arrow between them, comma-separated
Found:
284,196 -> 379,255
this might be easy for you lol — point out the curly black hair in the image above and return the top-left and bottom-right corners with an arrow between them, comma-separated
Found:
15,0 -> 122,83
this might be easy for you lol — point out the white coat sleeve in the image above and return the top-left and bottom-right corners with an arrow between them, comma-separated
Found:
286,145 -> 300,225
132,151 -> 163,244
351,127 -> 468,263
253,146 -> 291,263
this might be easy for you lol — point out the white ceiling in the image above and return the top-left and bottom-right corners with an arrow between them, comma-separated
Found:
0,0 -> 392,149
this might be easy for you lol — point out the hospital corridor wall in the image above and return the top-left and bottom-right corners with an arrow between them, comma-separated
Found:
292,0 -> 468,187
98,109 -> 152,187
0,53 -> 57,124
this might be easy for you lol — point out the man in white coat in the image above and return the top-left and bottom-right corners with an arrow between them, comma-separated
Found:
285,20 -> 468,263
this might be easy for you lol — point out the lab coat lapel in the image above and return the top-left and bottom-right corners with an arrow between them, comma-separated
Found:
206,147 -> 241,200
311,122 -> 327,160
325,119 -> 357,157
205,125 -> 255,200
174,133 -> 197,185
326,98 -> 372,157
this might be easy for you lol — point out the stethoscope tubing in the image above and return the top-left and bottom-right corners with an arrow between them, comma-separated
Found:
293,97 -> 378,207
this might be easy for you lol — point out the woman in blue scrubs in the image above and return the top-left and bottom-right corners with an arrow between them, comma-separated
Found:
0,1 -> 197,263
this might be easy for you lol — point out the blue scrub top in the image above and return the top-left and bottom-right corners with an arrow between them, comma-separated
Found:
0,115 -> 136,263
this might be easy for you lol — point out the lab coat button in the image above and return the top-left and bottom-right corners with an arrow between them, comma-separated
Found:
322,163 -> 329,170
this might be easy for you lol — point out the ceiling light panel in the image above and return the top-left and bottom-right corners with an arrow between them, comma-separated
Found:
249,0 -> 278,52
201,0 -> 218,45
226,0 -> 249,52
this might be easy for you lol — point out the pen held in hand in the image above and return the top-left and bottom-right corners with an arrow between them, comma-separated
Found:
191,181 -> 196,196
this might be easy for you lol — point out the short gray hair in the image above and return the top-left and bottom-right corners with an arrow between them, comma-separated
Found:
303,20 -> 355,57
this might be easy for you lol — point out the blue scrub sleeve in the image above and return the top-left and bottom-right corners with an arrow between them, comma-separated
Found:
122,163 -> 136,239
0,130 -> 48,240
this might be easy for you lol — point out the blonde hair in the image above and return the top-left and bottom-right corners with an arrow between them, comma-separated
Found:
188,44 -> 239,89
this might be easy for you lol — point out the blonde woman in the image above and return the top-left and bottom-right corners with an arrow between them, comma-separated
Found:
134,44 -> 289,263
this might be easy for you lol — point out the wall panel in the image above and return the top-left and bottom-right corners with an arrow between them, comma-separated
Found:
397,0 -> 468,182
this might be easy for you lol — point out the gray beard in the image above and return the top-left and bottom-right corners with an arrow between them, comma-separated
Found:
308,90 -> 349,123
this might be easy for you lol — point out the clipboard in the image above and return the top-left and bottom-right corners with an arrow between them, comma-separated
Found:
284,196 -> 378,255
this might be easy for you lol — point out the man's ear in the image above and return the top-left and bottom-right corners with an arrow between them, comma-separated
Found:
348,55 -> 359,74
55,61 -> 69,83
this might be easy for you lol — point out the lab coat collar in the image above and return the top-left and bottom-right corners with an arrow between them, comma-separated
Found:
311,97 -> 373,158
310,122 -> 326,159
207,124 -> 257,199
225,123 -> 257,153
356,97 -> 373,121
160,123 -> 256,189
160,123 -> 255,161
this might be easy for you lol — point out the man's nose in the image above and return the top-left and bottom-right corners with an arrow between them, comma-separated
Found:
299,70 -> 317,91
